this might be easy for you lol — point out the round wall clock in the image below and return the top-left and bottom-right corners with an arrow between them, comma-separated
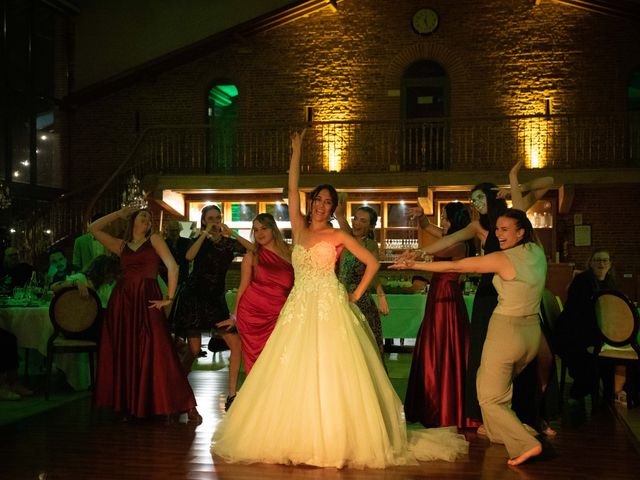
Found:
412,8 -> 439,35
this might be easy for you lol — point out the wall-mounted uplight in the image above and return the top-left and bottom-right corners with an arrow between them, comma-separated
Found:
326,136 -> 343,173
529,148 -> 541,169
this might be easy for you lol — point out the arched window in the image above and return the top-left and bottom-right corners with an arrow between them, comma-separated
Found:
207,83 -> 238,173
401,60 -> 450,170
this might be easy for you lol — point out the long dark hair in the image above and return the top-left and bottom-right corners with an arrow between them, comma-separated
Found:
498,209 -> 538,247
355,206 -> 378,240
306,184 -> 338,224
123,209 -> 153,243
444,202 -> 476,256
471,182 -> 508,232
200,204 -> 222,230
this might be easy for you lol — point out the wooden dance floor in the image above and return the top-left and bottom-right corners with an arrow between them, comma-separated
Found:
1,352 -> 640,479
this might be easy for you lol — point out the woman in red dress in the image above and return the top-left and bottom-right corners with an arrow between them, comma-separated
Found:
90,207 -> 199,421
404,202 -> 475,428
218,213 -> 294,379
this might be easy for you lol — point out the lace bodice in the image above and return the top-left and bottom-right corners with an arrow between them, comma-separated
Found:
292,242 -> 340,285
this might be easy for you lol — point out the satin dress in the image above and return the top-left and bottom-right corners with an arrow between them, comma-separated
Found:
236,248 -> 294,374
95,240 -> 196,418
212,242 -> 468,468
404,260 -> 470,428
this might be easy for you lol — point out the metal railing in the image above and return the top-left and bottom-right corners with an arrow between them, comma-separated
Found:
23,111 -> 640,260
123,112 -> 640,175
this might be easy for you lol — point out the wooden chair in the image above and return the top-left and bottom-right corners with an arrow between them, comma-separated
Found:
593,290 -> 640,408
539,288 -> 564,411
45,287 -> 103,400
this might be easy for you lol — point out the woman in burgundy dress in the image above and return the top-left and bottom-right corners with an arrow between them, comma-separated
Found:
90,207 -> 199,421
218,213 -> 293,376
404,202 -> 475,428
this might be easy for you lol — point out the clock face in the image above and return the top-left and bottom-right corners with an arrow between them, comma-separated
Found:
412,8 -> 439,35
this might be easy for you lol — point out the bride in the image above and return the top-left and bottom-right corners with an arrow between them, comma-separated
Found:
211,130 -> 468,468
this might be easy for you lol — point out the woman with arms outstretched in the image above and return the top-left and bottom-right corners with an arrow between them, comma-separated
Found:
392,209 -> 547,466
405,161 -> 552,429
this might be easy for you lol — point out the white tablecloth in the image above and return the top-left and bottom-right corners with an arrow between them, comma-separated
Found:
0,304 -> 91,391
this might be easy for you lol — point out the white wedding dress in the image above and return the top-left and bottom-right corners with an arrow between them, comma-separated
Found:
211,241 -> 468,468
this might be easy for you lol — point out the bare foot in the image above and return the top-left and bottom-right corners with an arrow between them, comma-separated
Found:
477,424 -> 487,436
540,421 -> 557,437
507,444 -> 543,466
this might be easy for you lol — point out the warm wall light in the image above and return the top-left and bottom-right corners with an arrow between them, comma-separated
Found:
522,118 -> 547,168
327,142 -> 342,172
529,148 -> 541,169
324,130 -> 345,172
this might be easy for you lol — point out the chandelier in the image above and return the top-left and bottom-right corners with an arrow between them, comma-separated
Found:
0,180 -> 11,209
121,174 -> 148,209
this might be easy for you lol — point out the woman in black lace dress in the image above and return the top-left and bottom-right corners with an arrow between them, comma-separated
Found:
172,205 -> 252,406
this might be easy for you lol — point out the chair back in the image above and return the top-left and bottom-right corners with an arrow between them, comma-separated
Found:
48,287 -> 103,341
594,290 -> 640,354
540,288 -> 562,335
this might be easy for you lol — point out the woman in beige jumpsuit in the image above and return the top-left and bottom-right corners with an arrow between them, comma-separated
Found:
391,209 -> 547,466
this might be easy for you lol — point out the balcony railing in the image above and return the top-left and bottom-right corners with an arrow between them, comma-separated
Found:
128,112 -> 640,176
21,111 -> 640,261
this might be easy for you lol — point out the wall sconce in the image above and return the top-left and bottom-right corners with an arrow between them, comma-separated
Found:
305,106 -> 314,126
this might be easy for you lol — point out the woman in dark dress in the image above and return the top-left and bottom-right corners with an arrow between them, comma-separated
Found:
172,205 -> 252,409
555,249 -> 617,401
90,208 -> 199,421
404,202 -> 475,428
335,202 -> 389,357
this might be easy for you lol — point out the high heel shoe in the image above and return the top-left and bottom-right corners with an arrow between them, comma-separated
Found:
225,394 -> 236,411
187,407 -> 202,425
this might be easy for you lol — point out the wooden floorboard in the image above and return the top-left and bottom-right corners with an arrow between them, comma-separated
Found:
2,352 -> 640,479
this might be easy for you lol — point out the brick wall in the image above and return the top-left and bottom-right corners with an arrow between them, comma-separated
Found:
63,0 -> 640,275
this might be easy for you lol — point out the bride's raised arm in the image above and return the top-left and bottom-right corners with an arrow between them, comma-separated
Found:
288,130 -> 306,240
